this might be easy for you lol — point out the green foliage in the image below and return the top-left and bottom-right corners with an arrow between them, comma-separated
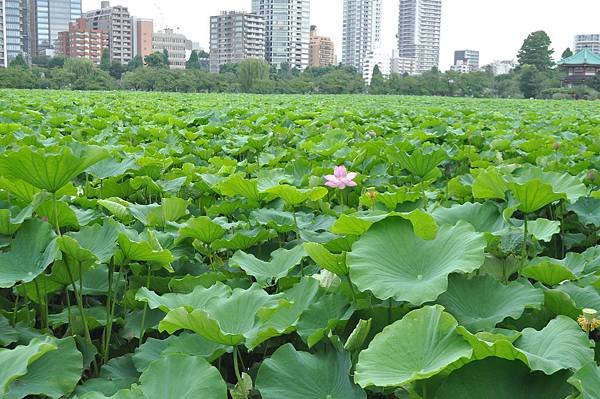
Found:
518,30 -> 555,71
238,58 -> 270,91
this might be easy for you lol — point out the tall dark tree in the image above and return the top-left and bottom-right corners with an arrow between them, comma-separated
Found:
127,55 -> 143,71
162,49 -> 170,67
145,52 -> 168,69
109,60 -> 126,80
100,48 -> 110,71
561,47 -> 574,59
48,55 -> 66,69
517,31 -> 554,70
238,58 -> 270,91
186,50 -> 201,69
519,65 -> 545,98
370,65 -> 386,94
9,54 -> 28,69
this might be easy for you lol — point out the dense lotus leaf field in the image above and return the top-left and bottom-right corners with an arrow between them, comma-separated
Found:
0,89 -> 599,399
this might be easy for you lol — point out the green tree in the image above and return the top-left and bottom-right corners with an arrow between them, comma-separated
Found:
50,58 -> 115,90
370,65 -> 386,94
48,55 -> 66,69
561,47 -> 573,59
9,54 -> 28,69
100,48 -> 110,71
128,55 -> 143,71
162,49 -> 170,67
0,66 -> 37,88
519,64 -> 545,98
145,51 -> 168,69
238,58 -> 270,91
517,31 -> 554,71
31,55 -> 50,67
109,60 -> 126,80
186,50 -> 201,69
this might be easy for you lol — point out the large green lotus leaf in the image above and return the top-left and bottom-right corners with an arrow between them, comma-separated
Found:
568,197 -> 600,227
0,315 -> 18,346
178,216 -> 226,244
432,201 -> 506,233
216,174 -> 260,201
75,355 -> 139,398
135,283 -> 230,312
0,145 -> 109,192
250,208 -> 295,232
296,292 -> 354,348
132,334 -> 229,372
230,245 -> 306,286
129,198 -> 189,228
97,198 -> 132,222
0,337 -> 57,395
556,282 -> 600,310
521,254 -> 586,286
0,192 -> 46,235
264,184 -> 327,206
568,362 -> 600,399
58,221 -> 119,271
527,218 -> 561,242
348,218 -> 485,305
0,177 -> 43,204
256,343 -> 365,399
512,168 -> 587,203
396,147 -> 447,180
331,209 -> 438,240
137,354 -> 226,399
0,219 -> 58,288
5,337 -> 82,399
303,242 -> 347,276
36,199 -> 82,229
435,358 -> 572,399
508,179 -> 566,213
354,305 -> 472,388
211,228 -> 276,251
514,316 -> 594,375
456,327 -> 526,363
159,284 -> 288,348
86,157 -> 138,179
437,275 -> 544,332
117,229 -> 173,270
472,167 -> 509,200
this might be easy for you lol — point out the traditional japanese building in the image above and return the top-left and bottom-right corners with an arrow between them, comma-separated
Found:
557,48 -> 600,86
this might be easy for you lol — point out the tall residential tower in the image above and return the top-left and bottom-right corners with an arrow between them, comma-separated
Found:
397,0 -> 442,74
251,0 -> 310,70
342,0 -> 381,72
84,1 -> 132,64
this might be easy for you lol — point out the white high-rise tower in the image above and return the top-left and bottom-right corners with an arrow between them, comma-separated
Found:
251,0 -> 310,70
397,0 -> 442,74
342,0 -> 382,72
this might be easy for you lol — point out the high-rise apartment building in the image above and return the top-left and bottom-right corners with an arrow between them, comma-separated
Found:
362,47 -> 389,84
397,0 -> 442,74
1,0 -> 26,65
132,17 -> 152,58
575,34 -> 600,56
251,0 -> 310,70
84,1 -> 131,64
0,1 -> 6,67
451,49 -> 478,73
152,28 -> 191,69
56,17 -> 107,63
209,11 -> 265,73
31,0 -> 81,55
309,25 -> 335,68
342,0 -> 381,72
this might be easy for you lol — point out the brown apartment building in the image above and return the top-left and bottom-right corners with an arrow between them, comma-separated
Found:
56,18 -> 109,64
309,25 -> 336,68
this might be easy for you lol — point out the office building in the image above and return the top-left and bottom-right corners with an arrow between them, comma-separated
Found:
209,11 -> 265,73
31,0 -> 81,55
362,47 -> 389,84
454,49 -> 479,70
152,28 -> 191,69
251,0 -> 310,70
575,34 -> 600,55
390,55 -> 416,75
84,1 -> 132,64
132,17 -> 152,58
56,17 -> 107,63
397,0 -> 442,74
309,25 -> 335,68
342,0 -> 381,71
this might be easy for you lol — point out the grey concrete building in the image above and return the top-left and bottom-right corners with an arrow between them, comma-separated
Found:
342,0 -> 381,72
84,1 -> 131,64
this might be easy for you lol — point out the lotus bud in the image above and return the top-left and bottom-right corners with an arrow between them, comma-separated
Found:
586,169 -> 598,181
366,187 -> 378,202
552,142 -> 561,151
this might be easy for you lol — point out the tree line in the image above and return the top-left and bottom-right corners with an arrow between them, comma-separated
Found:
1,31 -> 599,98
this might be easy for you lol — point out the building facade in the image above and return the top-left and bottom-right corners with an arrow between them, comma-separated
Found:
209,11 -> 265,73
84,1 -> 131,64
558,48 -> 600,87
574,34 -> 600,55
251,0 -> 310,70
56,17 -> 107,63
362,47 -> 389,84
0,0 -> 6,67
454,49 -> 479,71
308,25 -> 335,68
132,17 -> 152,59
390,55 -> 416,75
1,0 -> 26,65
152,28 -> 191,69
397,0 -> 442,74
31,0 -> 81,55
484,59 -> 516,76
342,0 -> 381,72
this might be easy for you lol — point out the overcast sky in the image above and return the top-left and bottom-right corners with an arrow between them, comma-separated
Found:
82,0 -> 600,69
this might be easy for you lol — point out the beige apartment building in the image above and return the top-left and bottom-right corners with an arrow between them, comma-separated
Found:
309,25 -> 335,68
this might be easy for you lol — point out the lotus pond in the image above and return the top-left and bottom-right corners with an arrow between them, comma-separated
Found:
0,90 -> 599,398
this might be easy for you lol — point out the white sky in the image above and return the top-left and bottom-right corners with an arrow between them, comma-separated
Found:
82,0 -> 600,69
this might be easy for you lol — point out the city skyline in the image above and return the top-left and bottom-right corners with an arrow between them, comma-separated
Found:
80,0 -> 600,70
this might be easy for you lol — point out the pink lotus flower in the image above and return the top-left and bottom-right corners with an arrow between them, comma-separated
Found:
324,166 -> 357,190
